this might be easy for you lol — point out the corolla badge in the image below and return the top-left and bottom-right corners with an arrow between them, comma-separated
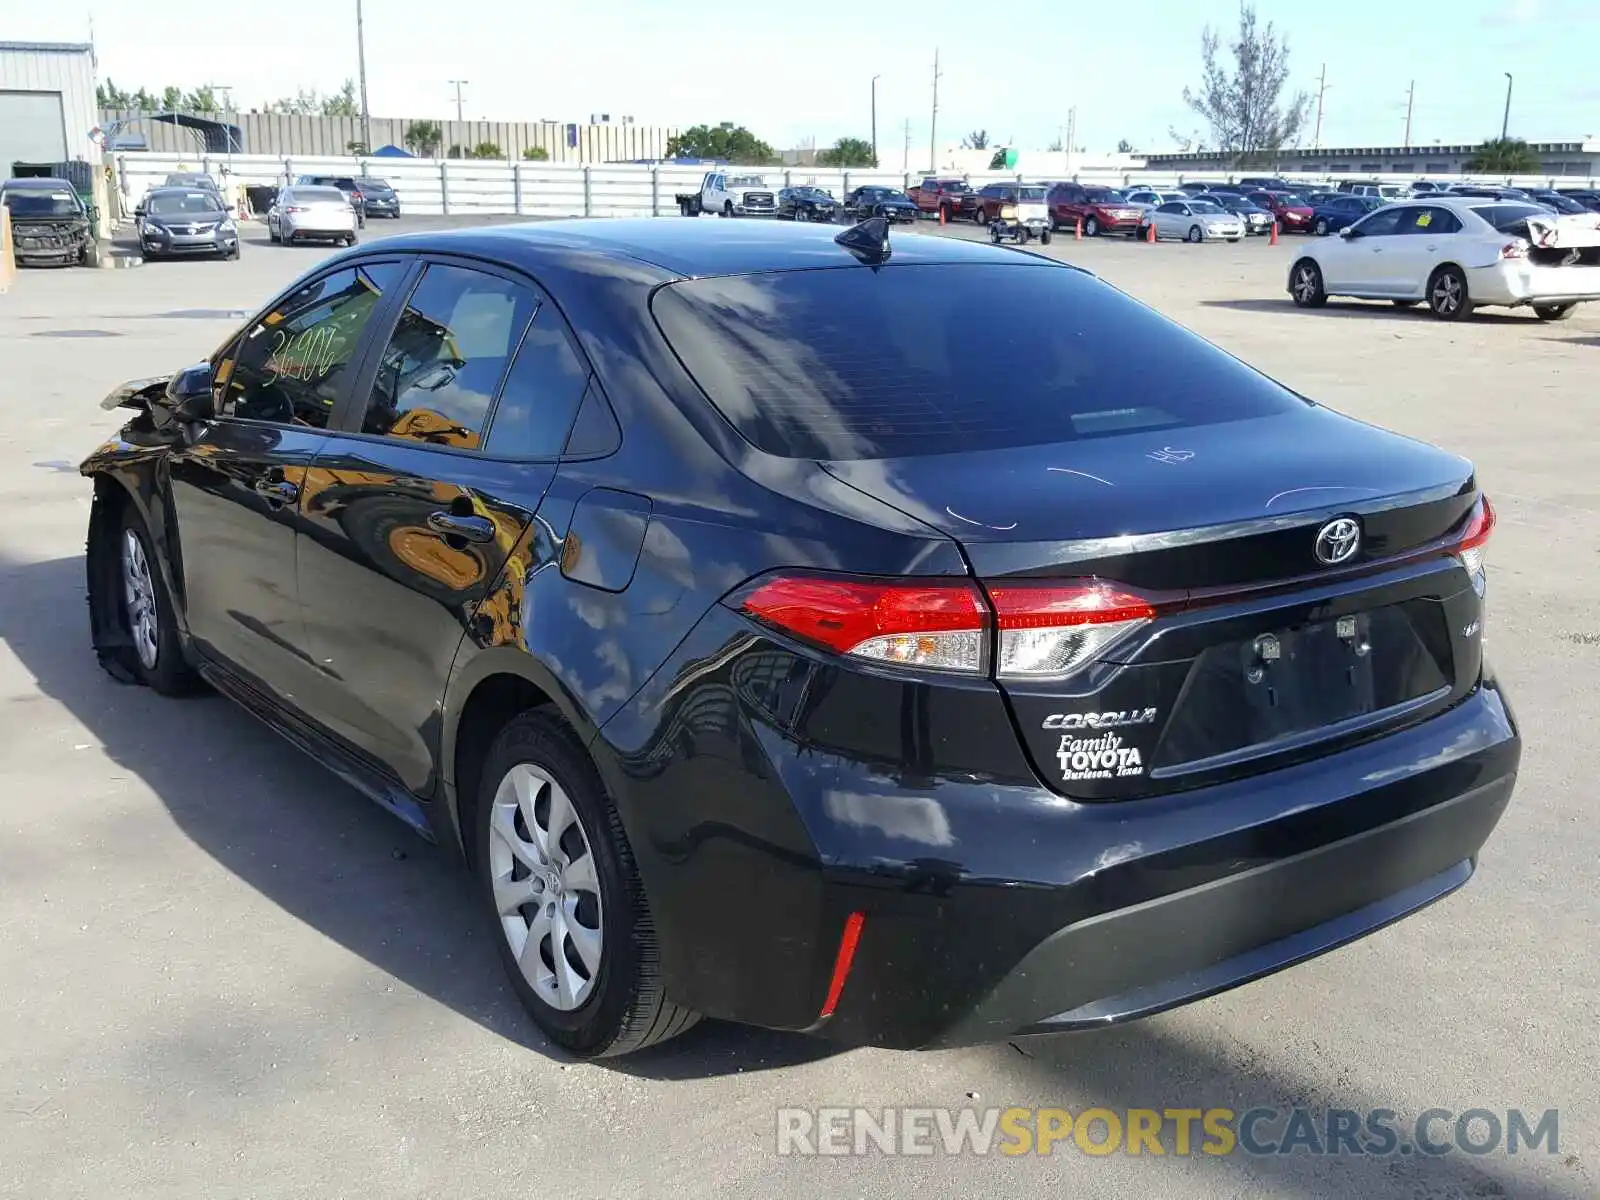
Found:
1314,517 -> 1361,565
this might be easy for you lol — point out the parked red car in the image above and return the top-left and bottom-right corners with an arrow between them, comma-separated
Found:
1248,189 -> 1315,233
1046,182 -> 1145,236
908,177 -> 978,222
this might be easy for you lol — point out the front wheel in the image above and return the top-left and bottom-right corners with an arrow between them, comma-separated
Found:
1314,218 -> 1329,236
1534,302 -> 1575,321
1290,258 -> 1328,308
477,710 -> 700,1058
795,206 -> 810,222
989,225 -> 1002,244
1085,216 -> 1100,237
112,505 -> 200,695
720,202 -> 732,218
1040,229 -> 1052,245
1187,225 -> 1204,243
1427,265 -> 1472,321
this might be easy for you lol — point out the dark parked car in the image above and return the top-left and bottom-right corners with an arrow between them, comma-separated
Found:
294,174 -> 368,226
1248,189 -> 1316,233
1555,188 -> 1600,212
1175,182 -> 1214,195
1309,193 -> 1382,236
1524,189 -> 1592,215
1195,191 -> 1274,235
79,218 -> 1519,1059
841,186 -> 917,223
135,186 -> 240,260
356,176 -> 400,218
1,177 -> 91,265
777,185 -> 838,222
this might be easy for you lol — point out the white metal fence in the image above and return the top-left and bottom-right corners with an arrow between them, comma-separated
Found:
113,151 -> 1600,222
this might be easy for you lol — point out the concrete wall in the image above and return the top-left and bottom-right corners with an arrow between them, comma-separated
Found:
100,109 -> 678,163
112,150 -> 1600,222
1,42 -> 100,165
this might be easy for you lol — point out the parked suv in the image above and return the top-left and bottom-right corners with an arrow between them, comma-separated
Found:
1046,182 -> 1144,236
909,177 -> 978,222
972,182 -> 1053,224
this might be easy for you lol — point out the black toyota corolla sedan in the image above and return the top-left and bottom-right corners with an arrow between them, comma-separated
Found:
80,217 -> 1519,1058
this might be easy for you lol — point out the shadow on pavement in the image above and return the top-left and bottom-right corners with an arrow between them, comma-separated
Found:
1201,298 -> 1533,323
1002,1021 -> 1586,1198
0,551 -> 833,1079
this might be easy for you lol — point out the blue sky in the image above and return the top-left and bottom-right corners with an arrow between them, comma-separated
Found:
4,0 -> 1597,153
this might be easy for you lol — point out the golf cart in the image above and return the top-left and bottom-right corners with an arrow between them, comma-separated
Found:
988,184 -> 1052,245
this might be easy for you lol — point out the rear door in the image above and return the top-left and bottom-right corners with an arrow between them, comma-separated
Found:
293,256 -> 592,792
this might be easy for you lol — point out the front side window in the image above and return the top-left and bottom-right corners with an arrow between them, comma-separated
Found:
219,262 -> 405,427
359,264 -> 538,450
1350,208 -> 1407,237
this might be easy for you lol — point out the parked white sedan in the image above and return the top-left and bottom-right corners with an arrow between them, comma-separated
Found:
1288,196 -> 1600,320
1137,198 -> 1245,243
267,185 -> 360,247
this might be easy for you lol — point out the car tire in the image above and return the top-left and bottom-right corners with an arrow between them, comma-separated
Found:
1085,216 -> 1100,237
989,225 -> 1002,244
268,222 -> 279,244
1314,218 -> 1329,236
476,708 -> 700,1058
1427,265 -> 1473,321
1533,303 -> 1575,321
345,233 -> 358,247
1187,225 -> 1204,243
1290,258 -> 1328,308
1040,229 -> 1052,245
113,504 -> 201,697
721,201 -> 733,218
795,206 -> 810,222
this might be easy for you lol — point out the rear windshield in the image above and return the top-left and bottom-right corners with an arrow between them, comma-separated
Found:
357,178 -> 392,190
652,263 -> 1305,461
1019,186 -> 1047,200
296,187 -> 348,203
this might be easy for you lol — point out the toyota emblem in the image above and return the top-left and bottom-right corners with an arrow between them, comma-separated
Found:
1314,517 -> 1361,565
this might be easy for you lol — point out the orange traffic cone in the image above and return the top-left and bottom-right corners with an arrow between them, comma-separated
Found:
1144,221 -> 1156,244
1269,221 -> 1280,246
1075,216 -> 1083,241
940,206 -> 947,226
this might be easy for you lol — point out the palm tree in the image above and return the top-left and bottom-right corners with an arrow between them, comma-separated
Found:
1465,138 -> 1540,174
404,120 -> 443,157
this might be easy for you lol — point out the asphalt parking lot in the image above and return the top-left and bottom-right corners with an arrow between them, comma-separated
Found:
2,214 -> 1596,1199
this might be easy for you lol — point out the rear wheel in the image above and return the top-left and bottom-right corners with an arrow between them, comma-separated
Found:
1290,259 -> 1327,308
989,224 -> 1001,244
476,709 -> 699,1057
1427,265 -> 1472,321
1533,303 -> 1575,321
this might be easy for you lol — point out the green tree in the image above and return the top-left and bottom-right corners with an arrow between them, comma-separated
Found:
989,149 -> 1009,169
961,129 -> 990,150
1117,138 -> 1136,153
323,80 -> 359,117
160,86 -> 183,111
346,140 -> 371,155
267,88 -> 321,115
664,123 -> 776,164
816,136 -> 876,167
1465,137 -> 1540,174
1046,136 -> 1064,152
183,85 -> 220,113
523,146 -> 550,161
471,141 -> 504,159
404,120 -> 443,156
1182,1 -> 1309,166
96,79 -> 132,108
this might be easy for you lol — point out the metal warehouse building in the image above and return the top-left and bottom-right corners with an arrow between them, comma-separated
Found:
1,41 -> 99,173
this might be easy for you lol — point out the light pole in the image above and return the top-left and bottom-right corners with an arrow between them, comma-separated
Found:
871,75 -> 880,166
450,80 -> 469,123
1500,72 -> 1513,141
356,0 -> 371,153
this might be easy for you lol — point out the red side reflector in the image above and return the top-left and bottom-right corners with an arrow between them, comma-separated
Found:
819,911 -> 866,1018
1456,495 -> 1496,552
740,576 -> 985,655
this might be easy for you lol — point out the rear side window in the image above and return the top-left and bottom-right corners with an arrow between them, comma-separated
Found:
360,264 -> 537,450
1472,203 -> 1548,234
482,305 -> 590,459
651,263 -> 1306,461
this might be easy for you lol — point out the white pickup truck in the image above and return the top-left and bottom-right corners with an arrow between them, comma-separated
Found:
675,170 -> 778,217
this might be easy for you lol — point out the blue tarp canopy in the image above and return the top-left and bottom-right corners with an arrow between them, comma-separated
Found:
371,145 -> 415,158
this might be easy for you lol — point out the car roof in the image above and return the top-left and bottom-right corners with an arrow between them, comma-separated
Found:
358,217 -> 1076,279
3,176 -> 74,189
145,185 -> 225,198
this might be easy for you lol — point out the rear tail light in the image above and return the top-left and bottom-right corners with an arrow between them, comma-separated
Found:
284,205 -> 307,213
735,574 -> 1161,680
1500,240 -> 1528,260
986,581 -> 1158,678
738,576 -> 987,673
1453,494 -> 1496,594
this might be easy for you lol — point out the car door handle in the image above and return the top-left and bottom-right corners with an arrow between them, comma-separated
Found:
427,511 -> 495,543
254,478 -> 298,505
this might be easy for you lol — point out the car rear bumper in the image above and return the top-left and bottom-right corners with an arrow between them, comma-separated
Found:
284,217 -> 356,238
599,614 -> 1520,1049
1468,261 -> 1600,306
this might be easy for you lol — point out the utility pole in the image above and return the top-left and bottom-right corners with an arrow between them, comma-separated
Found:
1501,73 -> 1513,141
1065,106 -> 1077,171
356,0 -> 372,154
1312,64 -> 1327,150
902,118 -> 912,173
871,75 -> 880,166
1403,80 -> 1414,148
450,79 -> 468,124
929,49 -> 941,174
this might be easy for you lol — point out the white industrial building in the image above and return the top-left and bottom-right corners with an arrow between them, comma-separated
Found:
0,41 -> 99,173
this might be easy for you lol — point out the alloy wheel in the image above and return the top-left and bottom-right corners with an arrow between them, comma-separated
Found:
1292,263 -> 1323,305
120,529 -> 159,670
488,763 -> 605,1012
1431,272 -> 1463,315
